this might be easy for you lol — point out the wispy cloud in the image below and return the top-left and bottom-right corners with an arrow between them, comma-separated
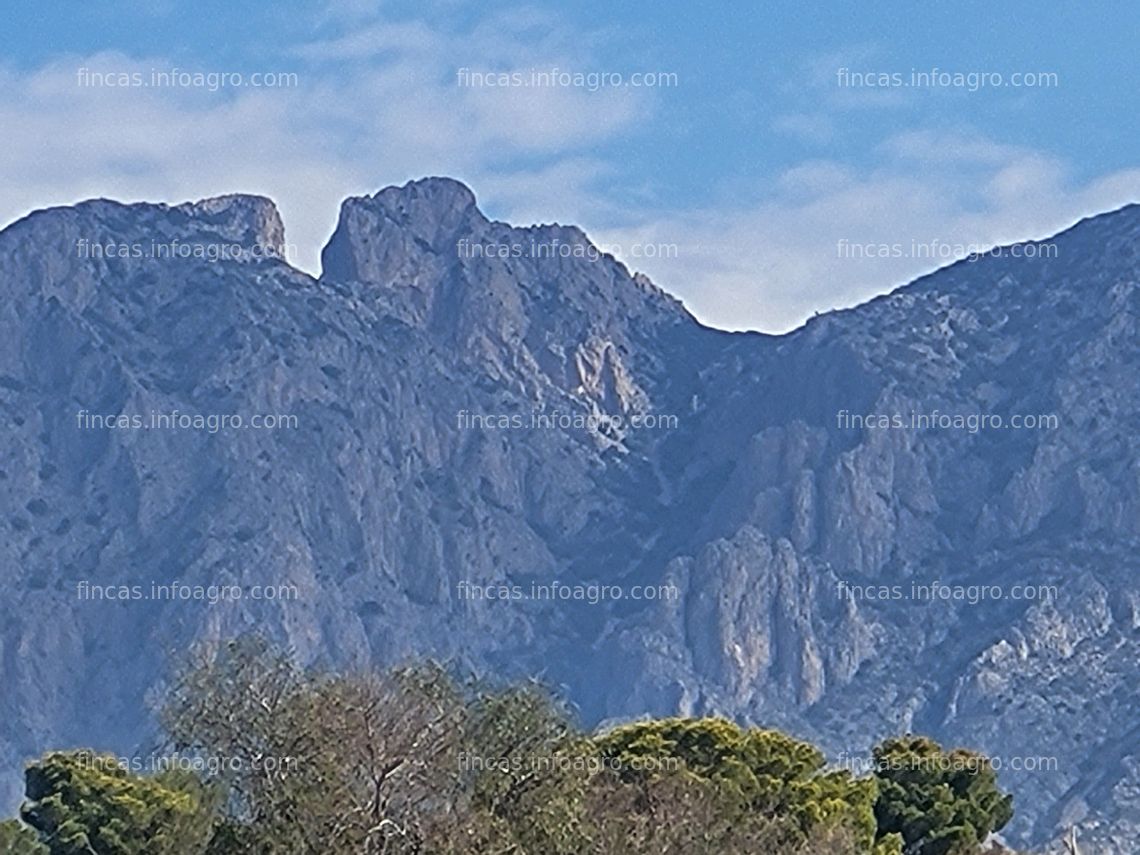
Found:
595,133 -> 1140,331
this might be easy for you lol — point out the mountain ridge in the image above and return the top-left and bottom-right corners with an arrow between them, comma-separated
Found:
6,177 -> 1136,341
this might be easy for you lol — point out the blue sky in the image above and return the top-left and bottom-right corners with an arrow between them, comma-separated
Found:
2,0 -> 1138,331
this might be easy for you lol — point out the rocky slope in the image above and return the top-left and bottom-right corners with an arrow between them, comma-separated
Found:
0,178 -> 1136,851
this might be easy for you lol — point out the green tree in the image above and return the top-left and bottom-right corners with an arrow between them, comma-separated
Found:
594,717 -> 901,854
19,751 -> 214,855
0,818 -> 49,854
872,736 -> 1013,855
460,681 -> 589,854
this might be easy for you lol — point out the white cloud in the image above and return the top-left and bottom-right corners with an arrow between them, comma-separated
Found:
591,132 -> 1140,332
880,129 -> 1029,165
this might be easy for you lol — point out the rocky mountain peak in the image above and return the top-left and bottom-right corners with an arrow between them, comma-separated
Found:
317,179 -> 698,417
318,177 -> 689,327
370,175 -> 481,219
171,194 -> 286,255
2,193 -> 286,287
320,177 -> 484,283
0,193 -> 287,318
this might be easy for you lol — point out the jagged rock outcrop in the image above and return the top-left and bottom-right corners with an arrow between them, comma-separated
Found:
0,178 -> 1136,851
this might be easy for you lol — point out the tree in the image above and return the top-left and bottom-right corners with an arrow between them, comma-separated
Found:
18,752 -> 214,854
583,764 -> 831,854
0,819 -> 49,854
459,681 -> 590,854
160,636 -> 470,854
158,636 -> 318,853
872,736 -> 1013,855
593,717 -> 901,854
303,666 -> 468,853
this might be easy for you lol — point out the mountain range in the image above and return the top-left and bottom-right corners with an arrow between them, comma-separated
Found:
1,177 -> 1136,851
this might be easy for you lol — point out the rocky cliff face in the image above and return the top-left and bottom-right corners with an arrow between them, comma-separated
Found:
0,178 -> 1136,851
